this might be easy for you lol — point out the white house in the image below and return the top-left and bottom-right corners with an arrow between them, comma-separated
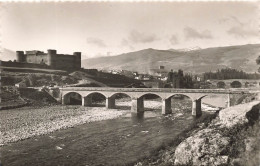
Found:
15,81 -> 27,88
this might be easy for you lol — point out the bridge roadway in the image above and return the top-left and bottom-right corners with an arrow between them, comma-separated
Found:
61,87 -> 253,116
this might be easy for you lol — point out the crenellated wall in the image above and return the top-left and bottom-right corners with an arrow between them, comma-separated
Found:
52,54 -> 80,70
26,54 -> 48,64
15,49 -> 81,71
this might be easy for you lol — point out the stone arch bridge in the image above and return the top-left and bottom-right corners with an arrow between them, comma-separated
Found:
211,79 -> 260,88
61,87 -> 251,116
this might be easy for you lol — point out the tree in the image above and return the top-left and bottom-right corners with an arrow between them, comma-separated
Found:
166,69 -> 194,89
182,74 -> 194,88
167,70 -> 174,83
203,68 -> 260,80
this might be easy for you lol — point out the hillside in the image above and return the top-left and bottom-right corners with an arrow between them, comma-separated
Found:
70,70 -> 142,87
2,69 -> 142,88
82,44 -> 260,73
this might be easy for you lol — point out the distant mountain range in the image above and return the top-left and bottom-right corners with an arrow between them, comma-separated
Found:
82,44 -> 260,74
1,48 -> 16,61
1,44 -> 259,74
169,46 -> 202,53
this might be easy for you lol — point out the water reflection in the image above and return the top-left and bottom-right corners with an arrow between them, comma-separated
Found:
130,112 -> 144,123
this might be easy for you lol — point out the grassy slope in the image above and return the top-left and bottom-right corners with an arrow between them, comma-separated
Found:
71,71 -> 141,87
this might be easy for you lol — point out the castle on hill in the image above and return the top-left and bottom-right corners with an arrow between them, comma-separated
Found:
16,49 -> 81,70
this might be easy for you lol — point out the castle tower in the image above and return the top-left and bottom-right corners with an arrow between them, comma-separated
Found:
16,51 -> 26,62
73,52 -> 81,69
47,49 -> 57,67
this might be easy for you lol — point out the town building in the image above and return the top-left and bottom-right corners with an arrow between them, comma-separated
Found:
15,81 -> 27,88
149,65 -> 169,77
141,80 -> 165,88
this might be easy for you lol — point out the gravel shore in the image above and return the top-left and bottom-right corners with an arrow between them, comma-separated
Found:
0,105 -> 128,146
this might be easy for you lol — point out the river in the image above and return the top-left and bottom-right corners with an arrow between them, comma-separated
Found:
0,99 -> 216,166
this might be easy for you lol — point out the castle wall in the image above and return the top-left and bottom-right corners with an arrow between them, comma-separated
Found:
16,51 -> 26,62
26,54 -> 48,64
15,49 -> 81,71
2,61 -> 50,69
52,54 -> 78,70
73,52 -> 81,69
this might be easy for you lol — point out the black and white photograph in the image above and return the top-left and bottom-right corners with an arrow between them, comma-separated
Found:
0,1 -> 260,166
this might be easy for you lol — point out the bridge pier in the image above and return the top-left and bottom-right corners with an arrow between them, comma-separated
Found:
192,99 -> 202,117
257,93 -> 260,100
227,93 -> 231,107
131,97 -> 144,113
106,97 -> 115,109
162,98 -> 172,115
82,96 -> 92,106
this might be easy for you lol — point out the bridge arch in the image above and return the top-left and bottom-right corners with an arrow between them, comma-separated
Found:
217,81 -> 226,88
230,81 -> 242,88
165,94 -> 193,114
109,92 -> 132,99
137,93 -> 164,100
136,93 -> 163,113
109,93 -> 132,110
165,94 -> 192,101
165,93 -> 194,101
62,92 -> 82,105
82,92 -> 107,107
85,91 -> 108,99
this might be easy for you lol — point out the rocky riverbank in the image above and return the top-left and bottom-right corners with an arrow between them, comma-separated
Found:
135,100 -> 260,166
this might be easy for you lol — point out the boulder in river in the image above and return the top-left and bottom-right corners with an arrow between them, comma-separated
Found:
174,128 -> 230,166
218,101 -> 260,128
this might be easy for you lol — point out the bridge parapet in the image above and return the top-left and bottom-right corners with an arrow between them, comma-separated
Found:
60,87 -> 250,94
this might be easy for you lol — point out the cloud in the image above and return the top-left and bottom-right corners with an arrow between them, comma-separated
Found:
121,38 -> 129,46
229,16 -> 244,26
184,27 -> 213,40
218,17 -> 230,24
86,37 -> 106,47
120,38 -> 135,50
222,16 -> 259,38
219,16 -> 244,26
227,26 -> 258,38
128,30 -> 159,43
169,35 -> 179,45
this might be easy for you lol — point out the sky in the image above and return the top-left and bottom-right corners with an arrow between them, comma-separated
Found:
1,1 -> 259,59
